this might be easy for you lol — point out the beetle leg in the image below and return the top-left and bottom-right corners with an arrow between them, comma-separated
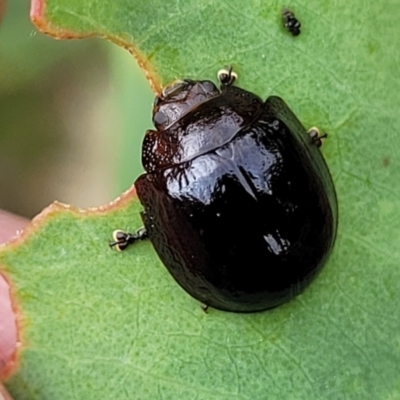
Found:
217,66 -> 238,87
201,303 -> 210,313
109,227 -> 148,251
308,127 -> 328,148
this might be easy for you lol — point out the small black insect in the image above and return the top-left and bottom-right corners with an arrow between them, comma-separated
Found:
111,67 -> 337,313
282,8 -> 301,36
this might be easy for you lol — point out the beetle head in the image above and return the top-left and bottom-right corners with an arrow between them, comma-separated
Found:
152,79 -> 219,130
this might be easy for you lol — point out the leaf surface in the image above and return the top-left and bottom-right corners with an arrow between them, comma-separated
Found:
2,0 -> 400,399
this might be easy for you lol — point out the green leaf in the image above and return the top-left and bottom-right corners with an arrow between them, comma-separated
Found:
2,0 -> 400,399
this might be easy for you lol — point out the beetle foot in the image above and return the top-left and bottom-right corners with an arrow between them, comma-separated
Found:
217,66 -> 238,87
201,303 -> 210,313
308,127 -> 328,148
109,227 -> 148,251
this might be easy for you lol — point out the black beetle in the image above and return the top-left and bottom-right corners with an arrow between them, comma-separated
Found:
111,67 -> 338,313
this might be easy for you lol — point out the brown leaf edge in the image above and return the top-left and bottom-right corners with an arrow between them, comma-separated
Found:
0,185 -> 138,380
0,0 -> 6,24
30,0 -> 162,93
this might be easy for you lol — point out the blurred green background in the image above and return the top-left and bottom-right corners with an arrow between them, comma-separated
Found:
0,0 -> 154,218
